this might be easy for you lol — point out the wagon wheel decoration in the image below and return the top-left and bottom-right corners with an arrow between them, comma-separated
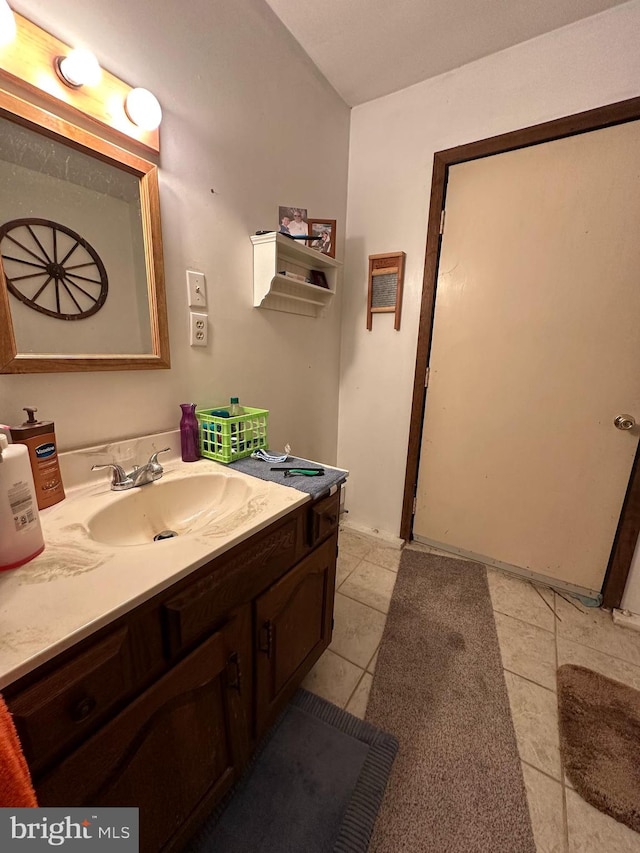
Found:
0,218 -> 108,320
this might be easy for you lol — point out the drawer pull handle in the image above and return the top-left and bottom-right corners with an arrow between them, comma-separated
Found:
70,696 -> 97,723
226,652 -> 242,692
258,620 -> 273,659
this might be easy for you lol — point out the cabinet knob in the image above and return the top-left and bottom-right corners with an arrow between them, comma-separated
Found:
70,695 -> 97,722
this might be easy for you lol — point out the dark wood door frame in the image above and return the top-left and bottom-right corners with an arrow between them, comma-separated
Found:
400,96 -> 640,609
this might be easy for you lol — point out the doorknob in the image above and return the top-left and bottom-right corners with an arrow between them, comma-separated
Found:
614,414 -> 636,431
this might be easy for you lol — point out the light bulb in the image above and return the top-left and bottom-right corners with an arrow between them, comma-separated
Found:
0,0 -> 16,46
125,88 -> 162,131
56,48 -> 102,87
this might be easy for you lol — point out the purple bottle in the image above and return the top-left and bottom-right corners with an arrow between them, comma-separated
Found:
179,403 -> 200,462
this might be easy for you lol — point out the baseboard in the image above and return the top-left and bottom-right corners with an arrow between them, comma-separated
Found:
339,519 -> 404,550
612,609 -> 640,633
412,535 -> 602,604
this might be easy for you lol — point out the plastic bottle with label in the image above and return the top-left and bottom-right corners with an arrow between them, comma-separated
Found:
229,397 -> 243,454
10,407 -> 65,510
0,434 -> 45,571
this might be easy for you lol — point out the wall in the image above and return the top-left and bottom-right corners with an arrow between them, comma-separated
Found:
1,0 -> 350,464
339,0 -> 640,540
621,540 -> 640,613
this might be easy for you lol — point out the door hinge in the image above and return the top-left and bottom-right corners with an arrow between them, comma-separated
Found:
226,652 -> 242,692
439,209 -> 446,235
258,620 -> 273,658
412,496 -> 417,515
424,365 -> 430,387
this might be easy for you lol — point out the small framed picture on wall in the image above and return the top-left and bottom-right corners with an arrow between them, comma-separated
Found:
307,219 -> 336,258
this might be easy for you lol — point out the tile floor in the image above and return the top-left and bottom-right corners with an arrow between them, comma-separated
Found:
303,527 -> 640,853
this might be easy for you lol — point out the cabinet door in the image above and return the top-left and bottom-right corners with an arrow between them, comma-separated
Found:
36,607 -> 251,853
254,535 -> 336,737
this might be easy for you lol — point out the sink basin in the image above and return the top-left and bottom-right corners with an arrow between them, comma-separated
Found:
86,473 -> 255,546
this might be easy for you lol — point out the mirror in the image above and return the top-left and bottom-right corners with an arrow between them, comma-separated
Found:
0,89 -> 170,373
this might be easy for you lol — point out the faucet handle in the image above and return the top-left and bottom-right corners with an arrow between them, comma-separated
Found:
147,447 -> 171,466
146,447 -> 171,480
91,463 -> 133,491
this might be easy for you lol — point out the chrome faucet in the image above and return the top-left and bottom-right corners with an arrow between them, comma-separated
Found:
92,448 -> 171,491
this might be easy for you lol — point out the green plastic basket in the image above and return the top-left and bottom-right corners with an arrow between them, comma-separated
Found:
196,406 -> 269,463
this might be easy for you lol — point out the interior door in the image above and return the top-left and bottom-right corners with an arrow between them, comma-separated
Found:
413,120 -> 640,595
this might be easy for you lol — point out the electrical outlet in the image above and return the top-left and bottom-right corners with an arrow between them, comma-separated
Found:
186,270 -> 207,308
189,311 -> 208,346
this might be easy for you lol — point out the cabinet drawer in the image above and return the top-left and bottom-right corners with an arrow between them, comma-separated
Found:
309,491 -> 340,546
9,627 -> 134,773
163,516 -> 300,657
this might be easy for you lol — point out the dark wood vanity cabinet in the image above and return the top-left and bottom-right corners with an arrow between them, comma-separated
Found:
4,488 -> 340,852
254,536 -> 336,738
36,607 -> 252,853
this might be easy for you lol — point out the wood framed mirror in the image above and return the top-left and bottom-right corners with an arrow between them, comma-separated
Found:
0,89 -> 169,373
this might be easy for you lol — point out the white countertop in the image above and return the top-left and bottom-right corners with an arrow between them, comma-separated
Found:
0,432 -> 309,690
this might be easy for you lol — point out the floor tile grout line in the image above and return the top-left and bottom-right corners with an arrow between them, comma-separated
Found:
335,589 -> 391,616
343,667 -> 370,713
354,558 -> 400,574
336,566 -> 358,592
556,634 -> 640,672
532,584 -> 558,619
503,667 -> 557,695
520,758 -> 565,789
335,555 -> 363,588
328,645 -> 374,674
492,606 -> 555,635
553,591 -> 571,853
556,589 -> 588,614
364,642 -> 381,675
331,643 -> 381,675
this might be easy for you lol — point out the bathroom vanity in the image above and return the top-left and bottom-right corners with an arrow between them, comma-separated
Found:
0,449 -> 341,852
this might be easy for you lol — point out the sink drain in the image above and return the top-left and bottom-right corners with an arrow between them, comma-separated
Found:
153,530 -> 178,541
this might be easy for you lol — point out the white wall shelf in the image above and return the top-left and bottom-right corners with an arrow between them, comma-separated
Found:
251,231 -> 341,317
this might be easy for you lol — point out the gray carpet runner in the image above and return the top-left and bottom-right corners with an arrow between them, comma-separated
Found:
365,549 -> 536,852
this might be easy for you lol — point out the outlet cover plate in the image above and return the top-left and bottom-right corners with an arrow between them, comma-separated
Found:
189,311 -> 208,346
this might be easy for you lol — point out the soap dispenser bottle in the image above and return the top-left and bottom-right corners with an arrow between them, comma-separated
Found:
10,407 -> 65,510
0,434 -> 45,571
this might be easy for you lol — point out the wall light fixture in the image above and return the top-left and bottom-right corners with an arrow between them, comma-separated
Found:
0,0 -> 16,46
55,47 -> 102,88
0,11 -> 161,153
125,87 -> 162,131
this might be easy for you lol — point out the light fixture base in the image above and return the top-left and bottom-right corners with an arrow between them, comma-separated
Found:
53,55 -> 81,89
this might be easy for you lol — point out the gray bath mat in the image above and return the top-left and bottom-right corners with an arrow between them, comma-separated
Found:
558,663 -> 640,833
186,688 -> 398,852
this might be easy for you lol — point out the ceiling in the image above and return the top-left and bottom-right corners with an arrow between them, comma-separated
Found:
263,0 -> 631,106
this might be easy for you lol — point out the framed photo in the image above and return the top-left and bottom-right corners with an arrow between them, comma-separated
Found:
306,219 -> 336,258
278,206 -> 308,238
